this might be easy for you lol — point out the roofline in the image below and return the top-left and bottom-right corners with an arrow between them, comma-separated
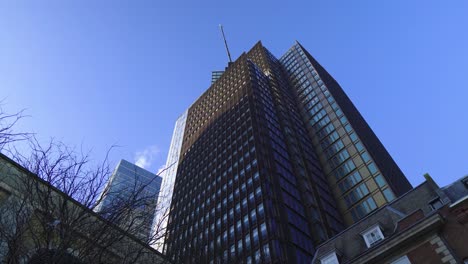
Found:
347,212 -> 444,263
441,174 -> 468,190
450,194 -> 468,208
314,181 -> 429,251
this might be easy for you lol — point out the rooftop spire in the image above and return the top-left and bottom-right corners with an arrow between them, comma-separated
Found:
219,24 -> 233,63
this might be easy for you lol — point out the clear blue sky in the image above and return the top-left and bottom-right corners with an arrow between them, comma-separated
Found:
1,1 -> 467,187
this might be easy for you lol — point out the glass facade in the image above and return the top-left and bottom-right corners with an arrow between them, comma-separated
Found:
96,159 -> 162,240
280,43 -> 411,224
156,110 -> 187,252
164,41 -> 412,263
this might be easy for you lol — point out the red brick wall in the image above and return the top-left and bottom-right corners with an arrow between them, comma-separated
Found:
397,210 -> 425,231
442,201 -> 468,261
407,241 -> 443,264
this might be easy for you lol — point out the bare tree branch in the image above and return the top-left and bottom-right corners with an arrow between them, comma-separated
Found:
0,107 -> 171,263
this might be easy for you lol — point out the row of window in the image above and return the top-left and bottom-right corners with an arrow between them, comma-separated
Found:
171,170 -> 261,227
184,99 -> 252,155
281,46 -> 346,234
278,48 -> 345,243
344,183 -> 369,207
170,202 -> 267,258
338,116 -> 397,207
283,47 -> 384,225
311,84 -> 363,187
350,196 -> 377,221
169,77 -> 266,262
262,65 -> 328,248
172,155 -> 259,221
328,104 -> 396,218
186,86 -> 248,142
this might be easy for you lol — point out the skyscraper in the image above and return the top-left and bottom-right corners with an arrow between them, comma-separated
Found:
156,110 -> 187,252
280,43 -> 412,224
164,41 -> 412,263
96,159 -> 162,241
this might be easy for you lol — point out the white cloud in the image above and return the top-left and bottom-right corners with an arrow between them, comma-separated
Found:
134,145 -> 159,169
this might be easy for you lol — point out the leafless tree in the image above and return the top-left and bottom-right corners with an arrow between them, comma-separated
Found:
0,109 -> 171,263
0,104 -> 29,151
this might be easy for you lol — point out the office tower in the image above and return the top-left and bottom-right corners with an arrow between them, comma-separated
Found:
156,110 -> 188,252
96,159 -> 162,240
280,43 -> 412,224
164,41 -> 412,263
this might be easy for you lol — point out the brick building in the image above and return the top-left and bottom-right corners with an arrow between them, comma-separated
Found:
312,174 -> 468,264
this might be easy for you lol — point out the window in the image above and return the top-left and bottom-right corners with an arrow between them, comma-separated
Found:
361,151 -> 371,163
429,197 -> 443,210
338,171 -> 362,193
244,232 -> 251,249
320,251 -> 339,264
368,162 -> 378,175
250,208 -> 257,224
230,244 -> 236,258
252,228 -> 259,246
260,222 -> 267,238
317,123 -> 335,139
237,239 -> 243,254
321,131 -> 339,149
329,149 -> 350,169
355,141 -> 364,152
253,249 -> 261,262
344,183 -> 369,206
391,255 -> 411,264
382,188 -> 395,202
324,140 -> 344,159
362,225 -> 384,247
263,244 -> 271,261
374,174 -> 386,188
344,123 -> 352,133
334,159 -> 356,180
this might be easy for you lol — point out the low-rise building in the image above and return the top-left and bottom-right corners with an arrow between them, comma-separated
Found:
312,174 -> 468,264
0,153 -> 170,264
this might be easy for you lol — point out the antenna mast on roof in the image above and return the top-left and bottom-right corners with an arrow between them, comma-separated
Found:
219,24 -> 233,63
